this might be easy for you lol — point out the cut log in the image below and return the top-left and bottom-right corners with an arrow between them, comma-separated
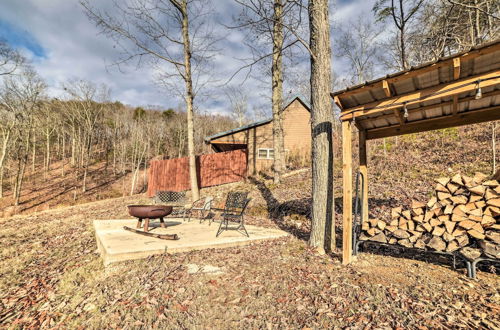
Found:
424,211 -> 434,222
411,207 -> 424,216
468,194 -> 483,203
444,221 -> 456,234
485,230 -> 500,244
123,227 -> 179,240
486,198 -> 500,208
450,195 -> 468,204
443,204 -> 454,215
446,240 -> 460,252
369,218 -> 379,227
427,196 -> 438,209
458,220 -> 475,230
413,214 -> 424,223
451,214 -> 468,222
478,240 -> 500,259
486,206 -> 500,217
411,200 -> 426,209
415,224 -> 426,232
452,205 -> 467,217
474,200 -> 486,208
386,225 -> 398,233
436,177 -> 450,186
483,179 -> 499,187
370,232 -> 387,243
393,229 -> 411,239
473,172 -> 488,183
452,228 -> 467,238
481,215 -> 496,227
467,230 -> 485,240
367,228 -> 376,236
485,188 -> 499,200
437,191 -> 452,200
377,220 -> 387,230
435,183 -> 449,193
398,239 -> 413,248
427,236 -> 446,251
402,210 -> 412,220
391,206 -> 402,218
468,185 -> 485,196
432,226 -> 446,236
454,187 -> 467,195
438,214 -> 450,222
414,239 -> 426,249
456,234 -> 469,247
389,219 -> 399,226
495,185 -> 500,194
442,232 -> 454,242
388,237 -> 398,244
362,222 -> 370,231
461,175 -> 473,187
447,183 -> 460,194
429,218 -> 442,227
471,222 -> 484,233
451,173 -> 464,185
460,246 -> 481,260
467,208 -> 482,217
468,215 -> 483,222
422,223 -> 433,232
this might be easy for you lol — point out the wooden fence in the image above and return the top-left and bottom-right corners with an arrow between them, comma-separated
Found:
147,149 -> 247,197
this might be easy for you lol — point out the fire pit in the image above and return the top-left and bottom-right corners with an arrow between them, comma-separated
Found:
127,205 -> 173,234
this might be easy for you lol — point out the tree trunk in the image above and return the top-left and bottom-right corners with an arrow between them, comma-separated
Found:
308,0 -> 335,254
272,0 -> 285,184
181,0 -> 200,201
0,129 -> 11,198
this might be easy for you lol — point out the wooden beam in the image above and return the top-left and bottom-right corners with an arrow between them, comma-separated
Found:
331,41 -> 500,99
359,130 -> 368,235
453,58 -> 461,80
342,120 -> 353,264
340,70 -> 500,121
382,80 -> 391,97
366,104 -> 500,140
356,88 -> 500,126
334,95 -> 344,110
452,94 -> 459,115
393,108 -> 405,125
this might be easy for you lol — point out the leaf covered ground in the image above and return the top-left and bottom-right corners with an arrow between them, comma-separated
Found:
1,123 -> 500,328
1,195 -> 499,329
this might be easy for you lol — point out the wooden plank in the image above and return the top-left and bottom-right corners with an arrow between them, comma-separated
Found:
359,130 -> 368,233
332,42 -> 500,100
342,120 -> 353,264
382,80 -> 391,97
366,104 -> 500,139
393,108 -> 405,125
334,95 -> 344,110
453,58 -> 461,80
340,70 -> 500,121
452,94 -> 458,115
356,89 -> 500,127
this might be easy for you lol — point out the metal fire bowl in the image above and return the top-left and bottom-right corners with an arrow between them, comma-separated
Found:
127,205 -> 173,219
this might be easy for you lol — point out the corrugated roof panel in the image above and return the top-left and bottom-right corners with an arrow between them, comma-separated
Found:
392,78 -> 417,95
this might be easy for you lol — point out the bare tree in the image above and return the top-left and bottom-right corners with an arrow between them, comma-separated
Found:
308,0 -> 335,254
335,15 -> 382,85
225,85 -> 249,126
373,0 -> 424,70
232,0 -> 307,183
81,0 -> 219,201
0,41 -> 25,76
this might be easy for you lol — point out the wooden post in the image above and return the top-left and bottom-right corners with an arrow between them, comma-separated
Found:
359,130 -> 368,228
342,120 -> 353,264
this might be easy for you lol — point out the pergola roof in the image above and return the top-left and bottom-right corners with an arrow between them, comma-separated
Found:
331,39 -> 500,140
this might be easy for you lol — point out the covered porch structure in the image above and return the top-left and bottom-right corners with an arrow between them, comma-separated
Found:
331,39 -> 500,264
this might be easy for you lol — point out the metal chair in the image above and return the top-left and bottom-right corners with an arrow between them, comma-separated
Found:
152,191 -> 189,219
185,196 -> 213,222
216,192 -> 251,237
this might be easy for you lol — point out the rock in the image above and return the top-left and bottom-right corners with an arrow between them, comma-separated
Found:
485,231 -> 500,244
369,232 -> 387,243
392,229 -> 410,239
478,240 -> 500,259
427,237 -> 446,251
460,247 -> 482,260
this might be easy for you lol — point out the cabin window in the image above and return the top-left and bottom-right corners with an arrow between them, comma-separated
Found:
258,148 -> 274,159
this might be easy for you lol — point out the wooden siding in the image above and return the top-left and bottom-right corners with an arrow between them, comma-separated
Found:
210,98 -> 311,174
147,149 -> 247,196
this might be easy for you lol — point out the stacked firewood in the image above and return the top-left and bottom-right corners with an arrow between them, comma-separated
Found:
361,172 -> 500,259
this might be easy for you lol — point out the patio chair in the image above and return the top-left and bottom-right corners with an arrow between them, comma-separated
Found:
185,196 -> 213,222
152,191 -> 189,219
216,192 -> 251,237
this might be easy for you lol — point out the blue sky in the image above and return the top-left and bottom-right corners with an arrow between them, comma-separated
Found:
0,0 -> 377,117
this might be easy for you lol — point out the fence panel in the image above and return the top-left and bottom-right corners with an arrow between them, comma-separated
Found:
147,149 -> 247,197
